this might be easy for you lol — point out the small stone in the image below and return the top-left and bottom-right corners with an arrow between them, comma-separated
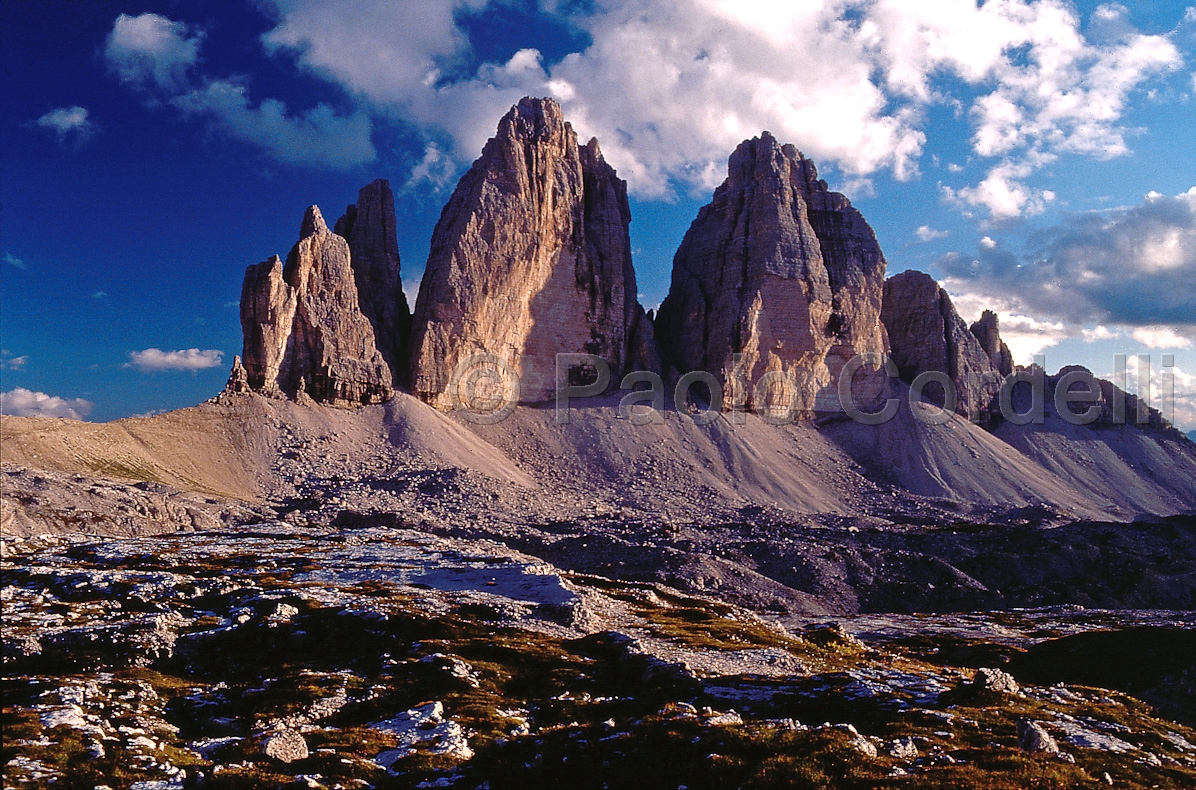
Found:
887,737 -> 918,760
703,710 -> 744,727
263,729 -> 309,763
1017,719 -> 1059,754
971,667 -> 1020,695
848,734 -> 878,758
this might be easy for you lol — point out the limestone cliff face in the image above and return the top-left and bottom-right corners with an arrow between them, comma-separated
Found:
970,310 -> 1014,378
239,206 -> 393,407
334,179 -> 409,381
408,97 -> 653,407
655,133 -> 888,415
881,270 -> 1002,421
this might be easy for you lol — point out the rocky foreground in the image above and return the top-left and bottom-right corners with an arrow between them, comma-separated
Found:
3,525 -> 1196,789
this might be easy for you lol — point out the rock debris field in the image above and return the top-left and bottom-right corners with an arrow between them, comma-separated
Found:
4,524 -> 1196,789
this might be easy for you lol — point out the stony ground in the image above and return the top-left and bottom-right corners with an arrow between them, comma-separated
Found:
4,524 -> 1196,789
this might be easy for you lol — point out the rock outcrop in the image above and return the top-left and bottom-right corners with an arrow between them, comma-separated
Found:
334,179 -> 410,381
970,310 -> 1014,378
881,270 -> 1002,422
408,97 -> 654,407
225,355 -> 249,394
240,206 -> 393,406
655,133 -> 888,416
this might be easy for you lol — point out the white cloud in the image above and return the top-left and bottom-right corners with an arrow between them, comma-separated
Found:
105,13 -> 202,91
979,236 -> 997,249
405,142 -> 458,191
259,1 -> 1179,202
402,277 -> 423,310
36,106 -> 97,144
1120,359 -> 1196,432
0,351 -> 28,371
1082,325 -> 1118,342
915,225 -> 949,242
3,252 -> 27,270
949,159 -> 1056,221
260,0 -> 930,195
948,285 -> 1072,363
170,81 -> 376,169
1131,325 -> 1194,349
939,187 -> 1196,330
127,348 -> 224,372
0,388 -> 93,420
104,12 -> 373,170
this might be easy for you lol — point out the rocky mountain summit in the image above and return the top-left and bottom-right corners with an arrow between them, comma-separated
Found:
656,133 -> 889,414
408,97 -> 655,406
240,206 -> 394,406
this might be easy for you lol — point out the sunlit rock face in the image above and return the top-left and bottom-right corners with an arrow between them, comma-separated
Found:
655,133 -> 889,416
240,205 -> 393,406
408,97 -> 656,408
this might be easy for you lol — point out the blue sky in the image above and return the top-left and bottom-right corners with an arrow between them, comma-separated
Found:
2,0 -> 1195,429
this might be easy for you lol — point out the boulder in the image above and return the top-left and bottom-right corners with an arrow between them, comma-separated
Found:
408,97 -> 654,407
263,728 -> 308,763
334,179 -> 410,381
655,133 -> 888,416
881,270 -> 1002,422
888,737 -> 919,760
1018,719 -> 1060,754
971,667 -> 1020,695
240,206 -> 393,406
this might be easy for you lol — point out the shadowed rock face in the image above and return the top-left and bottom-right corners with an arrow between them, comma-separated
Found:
881,270 -> 1001,422
655,133 -> 888,415
240,206 -> 393,406
970,310 -> 1014,378
334,179 -> 410,383
408,97 -> 654,407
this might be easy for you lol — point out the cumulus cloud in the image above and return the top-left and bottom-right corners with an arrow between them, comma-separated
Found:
127,348 -> 224,372
0,388 -> 93,420
104,12 -> 373,169
255,0 -> 1181,202
36,106 -> 97,145
405,142 -> 458,191
940,187 -> 1196,334
915,225 -> 949,242
170,81 -> 375,169
946,159 -> 1056,221
105,12 -> 202,92
1131,326 -> 1194,349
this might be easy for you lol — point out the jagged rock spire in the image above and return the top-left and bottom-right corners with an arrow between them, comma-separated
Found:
408,96 -> 657,407
239,203 -> 393,407
335,179 -> 410,383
